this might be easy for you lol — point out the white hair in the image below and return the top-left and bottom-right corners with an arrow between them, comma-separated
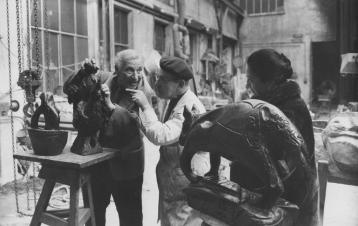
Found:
114,49 -> 144,72
114,49 -> 156,101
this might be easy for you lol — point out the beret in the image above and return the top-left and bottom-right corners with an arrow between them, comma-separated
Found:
159,56 -> 193,81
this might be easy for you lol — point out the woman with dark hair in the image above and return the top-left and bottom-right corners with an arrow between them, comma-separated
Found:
246,49 -> 315,168
243,48 -> 318,226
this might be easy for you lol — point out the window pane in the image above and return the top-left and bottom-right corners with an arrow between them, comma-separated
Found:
247,0 -> 253,14
277,0 -> 284,12
76,0 -> 88,35
45,33 -> 59,93
61,0 -> 75,33
45,0 -> 59,30
62,35 -> 74,66
45,69 -> 60,93
254,0 -> 261,13
208,35 -> 213,49
269,0 -> 276,12
98,1 -> 103,40
31,29 -> 42,67
77,38 -> 89,63
31,0 -> 42,27
48,32 -> 59,67
262,0 -> 269,13
120,11 -> 128,44
239,0 -> 246,11
62,35 -> 75,83
154,22 -> 166,54
114,7 -> 128,45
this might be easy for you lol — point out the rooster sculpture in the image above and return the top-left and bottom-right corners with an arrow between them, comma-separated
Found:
64,59 -> 110,155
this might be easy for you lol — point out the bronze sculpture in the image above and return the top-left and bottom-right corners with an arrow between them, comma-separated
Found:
180,99 -> 318,226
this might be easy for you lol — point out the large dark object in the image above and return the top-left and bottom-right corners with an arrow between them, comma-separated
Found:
179,99 -> 317,225
30,92 -> 67,156
184,178 -> 299,226
64,60 -> 110,155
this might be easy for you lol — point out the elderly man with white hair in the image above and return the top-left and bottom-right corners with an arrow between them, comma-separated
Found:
64,49 -> 153,226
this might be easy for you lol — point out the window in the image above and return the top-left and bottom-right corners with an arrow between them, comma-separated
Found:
154,21 -> 166,54
114,6 -> 129,54
239,0 -> 284,15
30,0 -> 89,95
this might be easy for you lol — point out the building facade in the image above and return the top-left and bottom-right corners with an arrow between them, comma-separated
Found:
238,0 -> 337,104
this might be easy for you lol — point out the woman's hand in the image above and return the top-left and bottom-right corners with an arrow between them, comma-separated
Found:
126,89 -> 151,110
101,84 -> 115,111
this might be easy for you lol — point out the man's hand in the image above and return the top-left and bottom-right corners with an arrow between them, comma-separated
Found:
126,89 -> 151,110
101,84 -> 115,111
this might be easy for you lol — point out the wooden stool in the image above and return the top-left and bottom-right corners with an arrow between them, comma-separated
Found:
30,165 -> 95,226
13,147 -> 117,226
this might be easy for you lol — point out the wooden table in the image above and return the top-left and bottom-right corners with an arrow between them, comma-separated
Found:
14,147 -> 118,226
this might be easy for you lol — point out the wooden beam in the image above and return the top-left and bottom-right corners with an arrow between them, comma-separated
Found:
220,0 -> 245,17
41,213 -> 68,226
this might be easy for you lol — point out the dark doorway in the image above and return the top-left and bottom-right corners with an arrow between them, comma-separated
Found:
312,41 -> 340,105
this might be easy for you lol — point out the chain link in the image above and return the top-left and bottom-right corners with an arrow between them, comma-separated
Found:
7,0 -> 20,214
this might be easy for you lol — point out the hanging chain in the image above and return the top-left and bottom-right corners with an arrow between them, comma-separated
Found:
33,0 -> 41,74
7,0 -> 20,214
26,0 -> 31,70
44,0 -> 50,92
16,0 -> 22,72
19,0 -> 25,71
16,0 -> 32,212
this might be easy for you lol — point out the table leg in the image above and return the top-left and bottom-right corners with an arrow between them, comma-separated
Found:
82,175 -> 96,226
30,179 -> 56,226
69,177 -> 80,226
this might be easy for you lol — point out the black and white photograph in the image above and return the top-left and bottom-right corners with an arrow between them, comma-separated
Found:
0,0 -> 357,225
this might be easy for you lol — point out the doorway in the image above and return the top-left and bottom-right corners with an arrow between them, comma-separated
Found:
312,41 -> 340,105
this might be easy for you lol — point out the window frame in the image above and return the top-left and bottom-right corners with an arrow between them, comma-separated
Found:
153,19 -> 168,55
109,1 -> 132,70
30,0 -> 90,94
240,0 -> 284,16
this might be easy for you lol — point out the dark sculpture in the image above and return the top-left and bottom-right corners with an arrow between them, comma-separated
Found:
30,92 -> 60,130
29,92 -> 67,156
64,60 -> 110,155
179,99 -> 318,226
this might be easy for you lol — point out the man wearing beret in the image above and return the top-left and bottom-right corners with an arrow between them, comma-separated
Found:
128,56 -> 207,226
